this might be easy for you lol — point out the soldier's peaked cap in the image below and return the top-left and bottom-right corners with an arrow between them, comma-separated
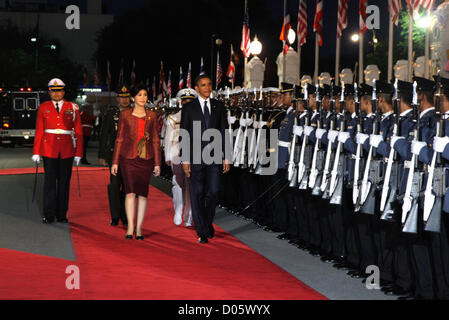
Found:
280,82 -> 294,93
48,78 -> 65,91
413,76 -> 435,93
117,85 -> 131,97
177,88 -> 198,100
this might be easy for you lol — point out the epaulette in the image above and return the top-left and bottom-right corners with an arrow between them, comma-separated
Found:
167,115 -> 180,125
267,110 -> 286,128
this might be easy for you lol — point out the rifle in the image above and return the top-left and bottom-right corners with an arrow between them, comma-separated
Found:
360,79 -> 384,215
248,87 -> 261,172
320,83 -> 336,198
402,81 -> 422,234
329,85 -> 346,205
352,83 -> 363,205
253,88 -> 265,175
424,74 -> 443,233
297,84 -> 310,188
358,79 -> 378,210
380,79 -> 400,221
232,91 -> 245,166
308,84 -> 322,190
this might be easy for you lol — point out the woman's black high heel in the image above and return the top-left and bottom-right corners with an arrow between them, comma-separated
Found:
125,234 -> 133,239
135,229 -> 144,240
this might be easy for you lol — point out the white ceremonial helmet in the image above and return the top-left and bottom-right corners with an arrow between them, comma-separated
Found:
394,60 -> 409,81
339,68 -> 353,85
413,56 -> 426,78
364,65 -> 380,85
300,75 -> 312,87
318,72 -> 332,86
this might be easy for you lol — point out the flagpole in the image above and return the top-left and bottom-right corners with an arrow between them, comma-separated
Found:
359,33 -> 364,83
424,26 -> 430,79
335,36 -> 341,86
314,36 -> 319,83
388,17 -> 394,83
244,0 -> 248,87
408,12 -> 413,82
298,46 -> 301,84
282,0 -> 287,83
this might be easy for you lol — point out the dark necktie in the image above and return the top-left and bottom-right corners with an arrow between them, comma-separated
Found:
203,101 -> 210,128
56,102 -> 60,113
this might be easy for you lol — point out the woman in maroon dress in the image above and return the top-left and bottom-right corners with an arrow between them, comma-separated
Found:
111,85 -> 161,240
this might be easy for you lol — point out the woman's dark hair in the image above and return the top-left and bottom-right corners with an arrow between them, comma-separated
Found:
194,74 -> 212,87
130,84 -> 149,97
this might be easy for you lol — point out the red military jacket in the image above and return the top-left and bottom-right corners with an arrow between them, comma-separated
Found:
80,111 -> 96,137
33,100 -> 84,159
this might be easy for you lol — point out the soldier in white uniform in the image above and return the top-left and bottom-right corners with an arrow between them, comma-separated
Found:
164,89 -> 197,226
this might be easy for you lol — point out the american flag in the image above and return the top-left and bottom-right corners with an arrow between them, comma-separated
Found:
359,0 -> 368,34
106,60 -> 111,90
187,62 -> 192,88
226,44 -> 235,84
216,51 -> 222,88
130,59 -> 136,86
337,0 -> 349,38
388,0 -> 402,26
241,8 -> 251,58
94,61 -> 99,88
199,57 -> 205,75
314,0 -> 323,46
418,0 -> 435,11
159,61 -> 167,98
167,71 -> 172,96
297,0 -> 307,47
178,66 -> 184,90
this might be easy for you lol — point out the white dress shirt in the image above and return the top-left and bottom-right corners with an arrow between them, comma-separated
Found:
197,96 -> 211,115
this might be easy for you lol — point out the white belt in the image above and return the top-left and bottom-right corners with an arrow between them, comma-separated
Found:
278,141 -> 291,148
82,124 -> 94,128
403,161 -> 411,169
44,129 -> 73,135
259,121 -> 267,128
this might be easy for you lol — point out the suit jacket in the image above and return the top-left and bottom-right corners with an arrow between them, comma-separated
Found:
33,100 -> 83,159
112,108 -> 161,166
180,98 -> 228,164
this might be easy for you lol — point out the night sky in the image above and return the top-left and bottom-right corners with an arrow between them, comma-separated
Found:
49,0 -> 440,88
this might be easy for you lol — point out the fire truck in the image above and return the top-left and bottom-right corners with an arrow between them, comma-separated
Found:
0,87 -> 49,147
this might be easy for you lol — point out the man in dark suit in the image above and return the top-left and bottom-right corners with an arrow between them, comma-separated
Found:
180,74 -> 231,244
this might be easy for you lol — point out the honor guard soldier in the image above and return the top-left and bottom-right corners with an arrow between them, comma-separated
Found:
164,89 -> 197,226
98,85 -> 131,226
32,78 -> 83,224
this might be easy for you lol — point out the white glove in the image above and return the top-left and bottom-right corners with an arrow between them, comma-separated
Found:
74,157 -> 81,166
229,116 -> 237,124
316,128 -> 326,140
411,141 -> 426,156
239,118 -> 246,127
293,125 -> 303,136
390,135 -> 404,148
32,154 -> 41,163
338,132 -> 350,144
253,120 -> 259,129
370,134 -> 383,148
304,126 -> 314,137
246,118 -> 253,126
328,130 -> 339,143
433,136 -> 449,153
356,133 -> 369,145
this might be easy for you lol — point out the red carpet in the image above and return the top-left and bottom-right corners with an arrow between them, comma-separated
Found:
0,166 -> 107,176
0,169 -> 327,300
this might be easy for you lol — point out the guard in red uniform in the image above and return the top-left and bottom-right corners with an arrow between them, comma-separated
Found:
80,105 -> 96,164
32,78 -> 83,224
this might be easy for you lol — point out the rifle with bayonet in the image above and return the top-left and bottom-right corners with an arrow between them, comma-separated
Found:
239,89 -> 251,168
308,84 -> 323,191
329,84 -> 346,205
352,83 -> 363,206
423,74 -> 444,233
287,86 -> 299,183
232,90 -> 245,166
298,85 -> 312,189
249,87 -> 261,172
402,81 -> 422,234
380,79 -> 400,221
360,79 -> 383,215
253,88 -> 265,175
321,84 -> 336,198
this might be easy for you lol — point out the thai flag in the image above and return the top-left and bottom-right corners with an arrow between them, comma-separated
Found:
178,66 -> 184,90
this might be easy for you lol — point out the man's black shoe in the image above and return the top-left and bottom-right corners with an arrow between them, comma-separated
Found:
397,293 -> 427,300
198,237 -> 208,244
42,217 -> 55,224
384,286 -> 411,296
56,218 -> 69,223
320,255 -> 336,263
110,219 -> 119,226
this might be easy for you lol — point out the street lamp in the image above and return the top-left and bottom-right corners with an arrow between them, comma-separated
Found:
30,37 -> 37,42
416,14 -> 432,29
250,35 -> 262,56
351,34 -> 360,42
287,28 -> 296,45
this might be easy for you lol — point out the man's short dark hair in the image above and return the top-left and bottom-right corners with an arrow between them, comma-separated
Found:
194,74 -> 212,87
